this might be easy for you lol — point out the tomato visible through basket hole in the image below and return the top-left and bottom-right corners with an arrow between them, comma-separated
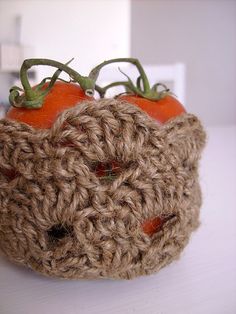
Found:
0,168 -> 19,181
142,214 -> 175,236
94,160 -> 121,180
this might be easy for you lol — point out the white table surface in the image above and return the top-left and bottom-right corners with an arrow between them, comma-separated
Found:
0,124 -> 236,314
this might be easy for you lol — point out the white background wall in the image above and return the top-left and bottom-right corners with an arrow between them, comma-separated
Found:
0,0 -> 130,99
131,0 -> 236,126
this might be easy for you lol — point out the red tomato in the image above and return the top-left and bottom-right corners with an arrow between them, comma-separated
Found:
142,215 -> 175,236
119,94 -> 186,123
6,81 -> 93,129
142,216 -> 166,236
0,168 -> 19,181
94,160 -> 121,179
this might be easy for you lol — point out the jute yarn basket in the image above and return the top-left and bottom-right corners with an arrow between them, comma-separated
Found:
0,99 -> 206,280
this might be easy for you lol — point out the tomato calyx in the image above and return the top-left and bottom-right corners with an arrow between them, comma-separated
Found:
92,58 -> 173,101
9,58 -> 95,109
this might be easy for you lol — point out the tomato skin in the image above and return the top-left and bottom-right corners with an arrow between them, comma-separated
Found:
95,160 -> 121,178
119,94 -> 186,123
142,215 -> 175,236
142,217 -> 165,236
6,81 -> 93,129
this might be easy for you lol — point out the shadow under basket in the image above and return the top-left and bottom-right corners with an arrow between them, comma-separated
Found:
0,99 -> 206,280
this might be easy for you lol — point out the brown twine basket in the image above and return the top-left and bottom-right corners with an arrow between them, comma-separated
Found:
0,99 -> 206,280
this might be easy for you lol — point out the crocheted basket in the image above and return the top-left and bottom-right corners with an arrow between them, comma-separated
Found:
0,99 -> 206,280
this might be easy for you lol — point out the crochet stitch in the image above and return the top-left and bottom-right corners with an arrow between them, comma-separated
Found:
0,99 -> 206,280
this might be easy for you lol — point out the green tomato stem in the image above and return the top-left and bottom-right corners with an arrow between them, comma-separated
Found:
10,58 -> 96,109
21,58 -> 95,96
89,58 -> 151,93
95,81 -> 133,98
90,57 -> 170,101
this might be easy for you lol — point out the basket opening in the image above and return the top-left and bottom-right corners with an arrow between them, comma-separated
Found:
47,224 -> 73,242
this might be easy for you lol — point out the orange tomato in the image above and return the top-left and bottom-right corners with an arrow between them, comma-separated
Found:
119,94 -> 186,123
6,81 -> 93,129
142,215 -> 175,236
94,160 -> 121,179
142,216 -> 166,236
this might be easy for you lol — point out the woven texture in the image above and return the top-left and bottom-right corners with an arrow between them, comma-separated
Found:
0,99 -> 206,280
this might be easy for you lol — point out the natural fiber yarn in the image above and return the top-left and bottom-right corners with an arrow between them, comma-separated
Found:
0,99 -> 206,280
